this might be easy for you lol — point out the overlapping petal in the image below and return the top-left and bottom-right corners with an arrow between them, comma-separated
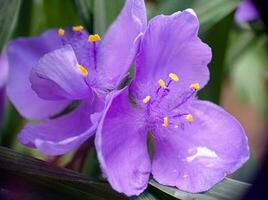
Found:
6,30 -> 70,120
0,53 -> 8,88
0,88 -> 5,123
61,28 -> 95,71
0,53 -> 8,122
130,10 -> 211,101
96,0 -> 147,89
18,97 -> 104,155
152,100 -> 249,192
96,88 -> 151,196
235,0 -> 259,23
30,45 -> 93,101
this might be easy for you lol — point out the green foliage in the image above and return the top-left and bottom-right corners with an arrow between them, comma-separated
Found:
0,0 -> 21,50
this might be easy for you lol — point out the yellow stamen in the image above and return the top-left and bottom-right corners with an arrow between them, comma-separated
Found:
88,34 -> 101,42
143,96 -> 151,104
169,73 -> 179,81
158,79 -> 166,88
185,114 -> 193,122
76,64 -> 88,76
163,117 -> 169,127
72,25 -> 84,32
58,28 -> 65,36
190,83 -> 200,90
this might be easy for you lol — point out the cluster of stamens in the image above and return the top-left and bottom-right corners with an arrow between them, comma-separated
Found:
142,72 -> 200,129
57,26 -> 102,76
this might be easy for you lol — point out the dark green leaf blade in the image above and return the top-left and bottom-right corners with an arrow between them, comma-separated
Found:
0,0 -> 21,50
149,178 -> 250,200
0,146 -> 127,200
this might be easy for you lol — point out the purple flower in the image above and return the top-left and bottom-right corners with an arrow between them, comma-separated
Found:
4,0 -> 146,155
96,9 -> 249,196
235,0 -> 259,23
0,53 -> 8,123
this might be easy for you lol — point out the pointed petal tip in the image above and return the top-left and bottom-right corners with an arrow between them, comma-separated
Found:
185,8 -> 197,17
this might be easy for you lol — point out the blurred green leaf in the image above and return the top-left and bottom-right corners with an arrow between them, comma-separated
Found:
0,146 -> 127,200
0,0 -> 21,50
193,0 -> 239,34
73,0 -> 94,32
28,0 -> 82,35
0,103 -> 23,147
74,0 -> 124,34
199,14 -> 234,103
230,36 -> 268,114
93,0 -> 124,34
149,179 -> 250,200
152,0 -> 238,35
154,0 -> 194,18
226,30 -> 258,68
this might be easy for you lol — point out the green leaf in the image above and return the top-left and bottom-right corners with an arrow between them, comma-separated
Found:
193,0 -> 239,34
230,36 -> 268,114
0,146 -> 127,200
73,0 -> 94,33
0,0 -> 21,50
74,0 -> 124,34
155,0 -> 194,18
199,14 -> 234,103
149,178 -> 250,200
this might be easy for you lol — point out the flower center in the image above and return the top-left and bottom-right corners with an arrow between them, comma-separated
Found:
142,72 -> 199,129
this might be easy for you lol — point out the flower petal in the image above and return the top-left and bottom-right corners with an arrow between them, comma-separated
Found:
235,0 -> 259,23
152,100 -> 249,193
130,10 -> 211,100
0,53 -> 8,88
6,30 -> 70,120
30,45 -> 93,100
0,88 -> 5,123
18,98 -> 104,155
61,28 -> 95,71
97,0 -> 147,89
96,88 -> 151,196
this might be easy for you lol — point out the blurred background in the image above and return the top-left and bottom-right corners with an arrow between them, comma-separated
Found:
0,0 -> 268,199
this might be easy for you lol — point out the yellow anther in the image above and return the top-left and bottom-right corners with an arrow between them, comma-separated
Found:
190,83 -> 200,90
162,117 -> 169,127
72,25 -> 84,32
76,64 -> 88,76
185,114 -> 193,122
143,96 -> 151,104
158,79 -> 166,88
58,28 -> 65,36
88,34 -> 101,42
169,73 -> 179,81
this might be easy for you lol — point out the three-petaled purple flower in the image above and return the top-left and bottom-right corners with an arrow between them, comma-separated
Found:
96,9 -> 249,196
4,0 -> 146,155
235,0 -> 259,23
